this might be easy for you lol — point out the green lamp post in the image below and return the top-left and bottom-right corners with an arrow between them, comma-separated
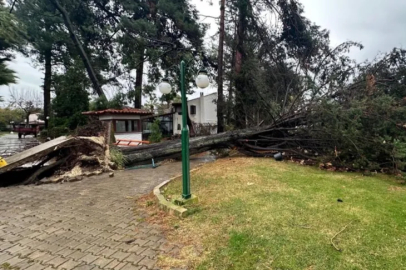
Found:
158,61 -> 210,199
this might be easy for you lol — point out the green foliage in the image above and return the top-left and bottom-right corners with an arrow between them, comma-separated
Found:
303,48 -> 406,172
52,62 -> 90,130
0,4 -> 25,86
89,93 -> 128,111
89,96 -> 109,111
110,147 -> 126,169
148,119 -> 162,143
0,108 -> 24,130
40,126 -> 69,139
0,62 -> 17,85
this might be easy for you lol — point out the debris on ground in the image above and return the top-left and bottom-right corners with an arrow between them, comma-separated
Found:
0,121 -> 116,186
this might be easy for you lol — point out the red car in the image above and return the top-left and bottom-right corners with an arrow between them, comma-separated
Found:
13,124 -> 40,138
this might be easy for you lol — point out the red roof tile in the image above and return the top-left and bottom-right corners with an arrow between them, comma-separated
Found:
82,108 -> 153,116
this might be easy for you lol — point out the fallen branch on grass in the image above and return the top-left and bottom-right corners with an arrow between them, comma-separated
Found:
331,220 -> 355,252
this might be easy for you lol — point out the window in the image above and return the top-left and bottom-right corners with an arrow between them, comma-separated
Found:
190,105 -> 196,115
177,124 -> 181,130
115,120 -> 126,133
130,120 -> 139,132
115,120 -> 140,133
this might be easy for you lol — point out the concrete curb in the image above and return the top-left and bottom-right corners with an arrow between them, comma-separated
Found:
153,167 -> 201,217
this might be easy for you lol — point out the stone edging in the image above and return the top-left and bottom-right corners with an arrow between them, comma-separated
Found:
153,167 -> 201,217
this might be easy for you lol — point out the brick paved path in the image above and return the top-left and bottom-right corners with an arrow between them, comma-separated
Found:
0,161 -> 203,270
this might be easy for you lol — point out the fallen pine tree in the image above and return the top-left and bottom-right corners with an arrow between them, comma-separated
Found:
121,114 -> 320,164
122,49 -> 406,175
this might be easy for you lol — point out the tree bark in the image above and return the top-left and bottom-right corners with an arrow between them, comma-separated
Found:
217,0 -> 226,133
234,0 -> 248,129
121,124 -> 271,164
50,0 -> 105,98
134,51 -> 144,109
119,114 -> 310,165
44,48 -> 52,129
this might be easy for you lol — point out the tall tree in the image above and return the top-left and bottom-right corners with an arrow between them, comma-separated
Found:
0,2 -> 25,86
13,0 -> 70,128
48,0 -> 104,97
217,0 -> 226,132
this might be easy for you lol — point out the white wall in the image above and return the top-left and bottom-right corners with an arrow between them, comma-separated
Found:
172,92 -> 218,135
99,115 -> 140,121
173,113 -> 182,135
203,93 -> 217,123
188,98 -> 201,124
115,133 -> 143,145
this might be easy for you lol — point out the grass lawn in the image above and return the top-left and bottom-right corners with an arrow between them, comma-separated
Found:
153,157 -> 406,270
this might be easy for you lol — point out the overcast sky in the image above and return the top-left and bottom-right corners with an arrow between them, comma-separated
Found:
1,0 -> 405,104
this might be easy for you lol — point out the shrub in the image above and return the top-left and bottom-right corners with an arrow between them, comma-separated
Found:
148,119 -> 162,143
110,147 -> 126,169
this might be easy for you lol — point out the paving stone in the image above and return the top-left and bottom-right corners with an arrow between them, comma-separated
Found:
140,248 -> 158,259
0,161 -> 205,270
58,259 -> 82,270
127,245 -> 147,255
110,251 -> 130,261
75,242 -> 93,252
91,256 -> 114,268
124,253 -> 144,264
120,263 -> 143,270
112,261 -> 128,270
25,262 -> 46,270
14,258 -> 36,269
68,250 -> 87,261
72,263 -> 95,270
0,241 -> 17,252
28,250 -> 48,260
46,255 -> 69,268
85,245 -> 106,256
109,234 -> 125,241
56,247 -> 75,258
133,239 -> 149,247
3,255 -> 24,266
138,257 -> 156,269
98,248 -> 118,258
104,259 -> 120,269
35,252 -> 57,265
80,253 -> 98,264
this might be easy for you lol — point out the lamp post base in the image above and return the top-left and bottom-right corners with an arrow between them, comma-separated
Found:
174,194 -> 199,206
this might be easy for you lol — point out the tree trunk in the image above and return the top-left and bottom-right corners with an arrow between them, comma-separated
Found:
227,45 -> 236,126
121,123 -> 273,164
50,0 -> 105,98
44,48 -> 52,129
121,113 -> 307,165
234,0 -> 248,129
134,51 -> 144,109
217,0 -> 226,133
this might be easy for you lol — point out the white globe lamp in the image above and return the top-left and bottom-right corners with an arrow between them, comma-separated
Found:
158,78 -> 172,95
195,69 -> 210,89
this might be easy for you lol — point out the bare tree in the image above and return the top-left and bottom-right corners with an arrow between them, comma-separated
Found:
8,87 -> 43,124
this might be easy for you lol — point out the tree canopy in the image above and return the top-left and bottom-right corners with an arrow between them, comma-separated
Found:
0,2 -> 25,86
6,0 -> 406,173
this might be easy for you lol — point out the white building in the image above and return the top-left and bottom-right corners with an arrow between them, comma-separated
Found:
173,92 -> 218,135
83,108 -> 153,143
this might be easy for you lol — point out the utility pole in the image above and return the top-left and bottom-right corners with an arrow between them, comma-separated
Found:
217,0 -> 226,133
